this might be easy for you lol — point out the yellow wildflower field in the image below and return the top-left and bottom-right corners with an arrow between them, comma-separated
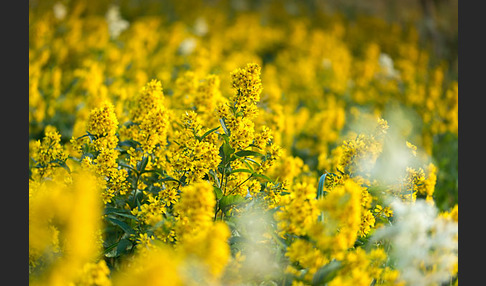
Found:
29,1 -> 458,285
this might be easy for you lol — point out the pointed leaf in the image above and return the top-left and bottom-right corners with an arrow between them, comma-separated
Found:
317,173 -> 328,199
252,173 -> 273,182
119,163 -> 137,172
115,238 -> 132,256
52,159 -> 71,173
119,140 -> 140,148
312,260 -> 342,286
104,207 -> 129,215
245,157 -> 261,167
223,142 -> 235,157
219,195 -> 246,212
108,213 -> 139,221
213,186 -> 223,200
235,150 -> 264,158
219,118 -> 231,136
106,217 -> 136,235
198,126 -> 220,141
241,159 -> 255,172
137,155 -> 149,173
157,176 -> 180,184
229,168 -> 253,175
209,169 -> 221,188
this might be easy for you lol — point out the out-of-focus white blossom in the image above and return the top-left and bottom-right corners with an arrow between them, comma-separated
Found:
53,2 -> 67,20
194,17 -> 209,37
178,37 -> 197,55
321,58 -> 332,69
372,199 -> 458,286
230,204 -> 282,281
105,5 -> 129,39
378,53 -> 400,79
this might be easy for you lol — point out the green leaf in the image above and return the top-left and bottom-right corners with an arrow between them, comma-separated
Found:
219,118 -> 231,136
316,173 -> 330,222
140,169 -> 162,175
221,133 -> 230,144
213,186 -> 223,200
317,173 -> 328,199
104,207 -> 130,215
52,159 -> 71,173
248,143 -> 261,149
197,126 -> 220,142
244,157 -> 261,167
220,140 -> 235,166
234,150 -> 264,158
229,168 -> 253,175
229,236 -> 247,245
241,159 -> 255,172
136,197 -> 142,212
86,131 -> 96,143
106,217 -> 136,235
223,142 -> 235,157
312,260 -> 342,286
115,238 -> 132,256
108,213 -> 139,221
119,163 -> 137,172
209,169 -> 221,188
119,140 -> 140,148
137,155 -> 149,173
103,245 -> 118,258
219,195 -> 246,212
252,173 -> 273,182
157,176 -> 180,184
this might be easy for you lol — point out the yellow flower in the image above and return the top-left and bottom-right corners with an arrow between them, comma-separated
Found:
337,119 -> 387,175
113,244 -> 184,286
180,222 -> 231,278
175,180 -> 215,240
29,170 -> 104,285
130,79 -> 165,123
87,101 -> 119,145
406,141 -> 417,156
275,182 -> 319,237
128,80 -> 169,154
75,260 -> 112,286
30,126 -> 68,180
316,179 -> 363,252
231,63 -> 263,104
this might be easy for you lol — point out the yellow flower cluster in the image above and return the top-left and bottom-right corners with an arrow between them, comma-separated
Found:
316,179 -> 364,253
400,163 -> 438,203
29,170 -> 105,285
75,101 -> 129,202
167,111 -> 221,184
131,192 -> 167,225
125,79 -> 169,154
74,260 -> 111,286
327,248 -> 403,286
175,180 -> 217,241
86,102 -> 119,144
29,126 -> 68,180
280,179 -> 402,284
338,118 -> 389,175
230,63 -> 263,117
276,182 -> 319,237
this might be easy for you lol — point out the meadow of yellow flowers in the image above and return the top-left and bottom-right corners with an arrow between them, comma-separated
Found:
29,0 -> 458,285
